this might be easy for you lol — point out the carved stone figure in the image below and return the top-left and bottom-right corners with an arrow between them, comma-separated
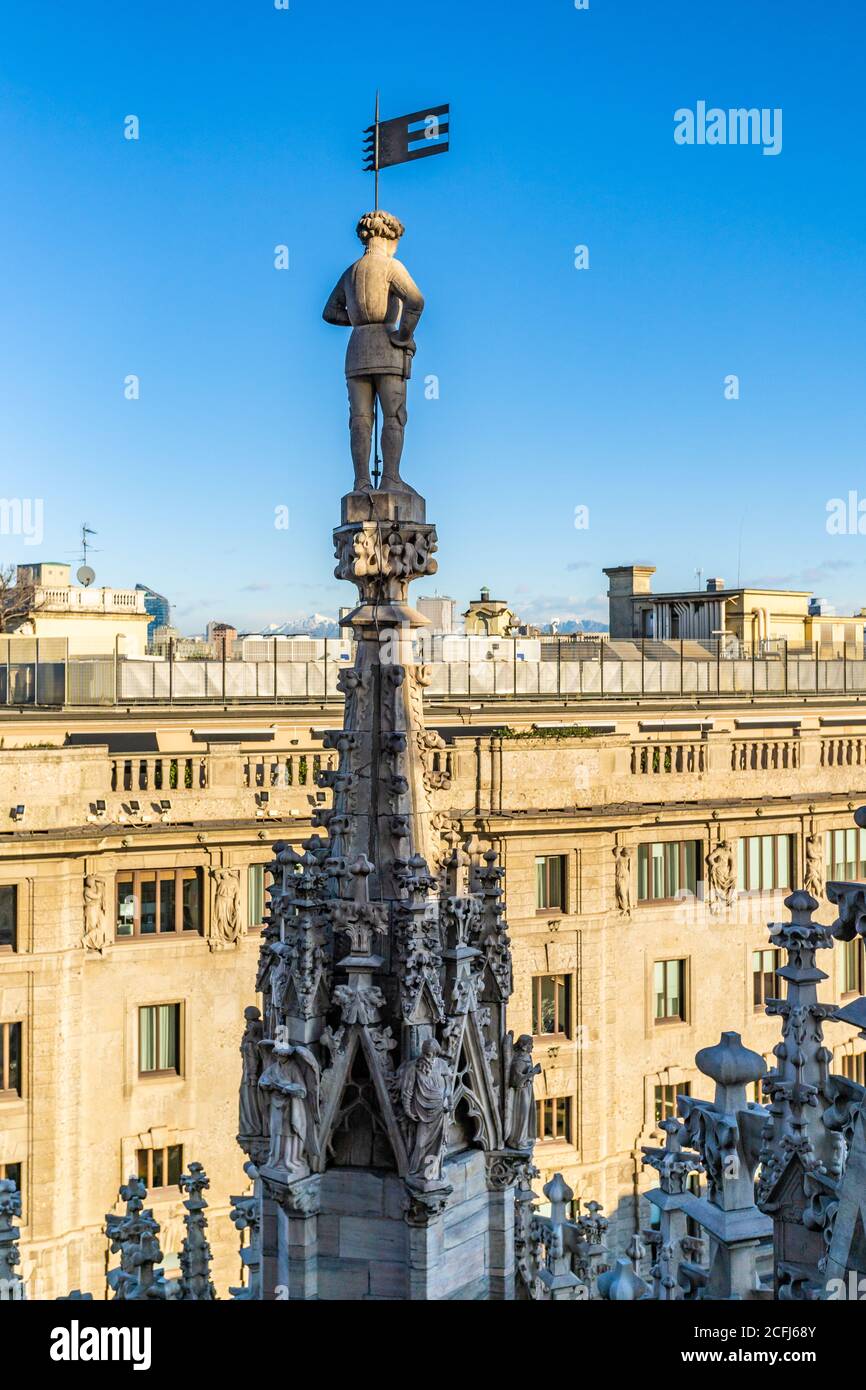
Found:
258,1040 -> 320,1178
210,868 -> 241,949
82,873 -> 109,953
804,826 -> 825,901
706,839 -> 736,912
238,1006 -> 265,1140
399,1038 -> 451,1179
505,1034 -> 542,1150
323,210 -> 424,493
612,846 -> 631,919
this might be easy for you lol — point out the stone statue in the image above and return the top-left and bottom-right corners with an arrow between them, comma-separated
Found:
706,839 -> 736,912
322,210 -> 424,494
238,1006 -> 265,1140
82,873 -> 109,953
612,846 -> 631,919
504,1034 -> 542,1150
399,1038 -> 451,1179
258,1039 -> 320,1178
804,826 -> 825,901
211,868 -> 241,949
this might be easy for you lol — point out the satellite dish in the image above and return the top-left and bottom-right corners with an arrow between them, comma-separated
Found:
77,565 -> 96,587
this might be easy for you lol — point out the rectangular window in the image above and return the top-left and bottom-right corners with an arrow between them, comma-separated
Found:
0,1022 -> 22,1097
737,835 -> 794,892
139,1004 -> 182,1076
0,885 -> 17,951
247,864 -> 271,930
531,974 -> 572,1038
136,1144 -> 183,1191
842,938 -> 865,996
535,855 -> 566,912
840,1053 -> 866,1086
653,960 -> 686,1023
0,1161 -> 22,1198
116,871 -> 202,939
654,1081 -> 690,1125
826,827 -> 866,882
752,948 -> 781,1010
535,1095 -> 573,1143
637,842 -> 701,902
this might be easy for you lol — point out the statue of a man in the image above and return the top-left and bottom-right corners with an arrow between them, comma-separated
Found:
399,1037 -> 451,1179
258,1039 -> 320,1178
238,1005 -> 265,1141
322,210 -> 424,494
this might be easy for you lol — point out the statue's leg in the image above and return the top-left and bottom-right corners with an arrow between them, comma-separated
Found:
377,374 -> 408,489
347,377 -> 374,491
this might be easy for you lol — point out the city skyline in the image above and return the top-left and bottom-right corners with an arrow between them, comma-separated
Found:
2,1 -> 865,632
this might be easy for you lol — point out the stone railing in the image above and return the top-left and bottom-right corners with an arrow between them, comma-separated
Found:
730,739 -> 800,771
111,755 -> 209,793
631,742 -> 706,775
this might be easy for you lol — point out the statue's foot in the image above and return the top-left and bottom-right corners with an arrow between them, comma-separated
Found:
352,478 -> 375,494
378,473 -> 419,496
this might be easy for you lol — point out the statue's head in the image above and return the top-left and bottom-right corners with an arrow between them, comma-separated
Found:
516,1034 -> 533,1053
420,1038 -> 441,1059
356,209 -> 404,255
244,1005 -> 261,1022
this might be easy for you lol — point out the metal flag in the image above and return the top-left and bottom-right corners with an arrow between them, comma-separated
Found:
363,102 -> 450,173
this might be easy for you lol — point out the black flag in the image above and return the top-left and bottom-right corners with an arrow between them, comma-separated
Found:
363,103 -> 450,171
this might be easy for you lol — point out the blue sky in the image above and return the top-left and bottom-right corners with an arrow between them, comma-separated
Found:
2,0 -> 865,631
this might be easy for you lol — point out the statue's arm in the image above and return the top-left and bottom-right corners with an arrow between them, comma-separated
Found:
387,261 -> 425,346
322,276 -> 351,326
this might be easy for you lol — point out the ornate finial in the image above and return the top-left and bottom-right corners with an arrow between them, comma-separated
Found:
105,1176 -> 172,1301
0,1179 -> 24,1300
597,1256 -> 649,1301
177,1163 -> 216,1301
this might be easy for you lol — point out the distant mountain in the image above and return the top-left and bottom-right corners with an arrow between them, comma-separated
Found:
541,619 -> 609,635
253,613 -> 341,639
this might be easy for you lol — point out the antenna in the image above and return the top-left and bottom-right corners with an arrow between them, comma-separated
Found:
694,567 -> 703,592
76,523 -> 98,586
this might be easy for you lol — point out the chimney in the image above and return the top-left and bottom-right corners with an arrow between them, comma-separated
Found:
705,577 -> 725,592
602,565 -> 656,638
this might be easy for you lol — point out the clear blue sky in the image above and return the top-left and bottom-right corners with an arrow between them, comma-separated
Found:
2,0 -> 865,632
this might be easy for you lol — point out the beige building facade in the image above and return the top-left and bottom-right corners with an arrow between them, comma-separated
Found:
1,687 -> 865,1294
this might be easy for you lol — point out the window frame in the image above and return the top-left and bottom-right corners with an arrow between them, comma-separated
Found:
653,958 -> 687,1024
0,1021 -> 22,1098
535,1095 -> 573,1144
247,863 -> 272,933
654,1081 -> 691,1125
136,1143 -> 184,1193
138,1002 -> 183,1078
0,884 -> 18,953
737,834 -> 794,894
841,937 -> 865,997
116,869 -> 202,941
531,973 -> 573,1039
637,840 -> 702,904
534,855 -> 567,914
752,947 -> 782,1010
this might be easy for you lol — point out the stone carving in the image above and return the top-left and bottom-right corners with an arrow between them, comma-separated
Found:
82,873 -> 110,954
504,1034 -> 542,1150
105,1177 -> 172,1301
706,839 -> 736,912
258,1039 -> 321,1180
323,209 -> 424,492
612,846 -> 631,919
210,867 -> 242,950
177,1163 -> 215,1301
399,1038 -> 452,1179
0,1179 -> 23,1301
238,1006 -> 266,1156
804,825 -> 825,901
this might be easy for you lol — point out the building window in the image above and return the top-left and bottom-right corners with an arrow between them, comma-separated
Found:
139,1004 -> 182,1076
535,855 -> 566,912
116,870 -> 202,939
136,1144 -> 183,1192
737,835 -> 793,893
655,1081 -> 690,1125
0,1022 -> 22,1097
841,938 -> 865,996
0,885 -> 17,951
840,1053 -> 866,1086
637,841 -> 701,902
532,974 -> 572,1038
0,1162 -> 22,1210
653,960 -> 686,1023
825,827 -> 866,882
247,864 -> 271,931
753,948 -> 781,1009
535,1096 -> 572,1143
